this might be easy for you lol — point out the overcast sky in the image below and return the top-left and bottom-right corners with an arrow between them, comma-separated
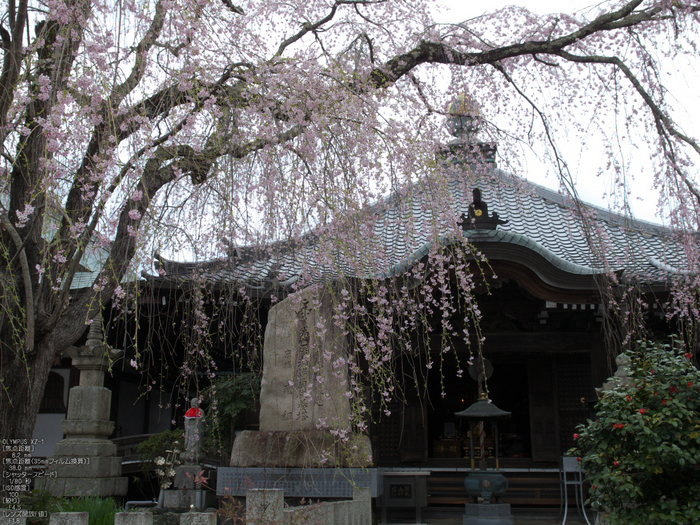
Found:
436,0 -> 599,18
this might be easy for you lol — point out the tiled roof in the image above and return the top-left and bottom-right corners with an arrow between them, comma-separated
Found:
459,172 -> 689,283
70,243 -> 111,290
150,164 -> 691,292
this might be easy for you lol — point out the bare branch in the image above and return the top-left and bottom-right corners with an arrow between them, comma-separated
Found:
275,2 -> 340,57
275,0 -> 384,57
533,54 -> 558,67
555,49 -> 700,204
491,62 -> 573,186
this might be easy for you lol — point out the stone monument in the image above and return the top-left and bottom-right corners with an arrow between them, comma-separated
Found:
230,286 -> 372,467
38,318 -> 128,497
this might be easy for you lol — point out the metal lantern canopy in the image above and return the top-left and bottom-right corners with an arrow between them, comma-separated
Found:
455,392 -> 511,471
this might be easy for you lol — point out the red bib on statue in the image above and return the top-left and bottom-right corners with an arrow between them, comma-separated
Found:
185,407 -> 203,418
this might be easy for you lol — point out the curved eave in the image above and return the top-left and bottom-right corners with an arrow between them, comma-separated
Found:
467,228 -> 600,272
648,256 -> 695,276
143,226 -> 681,301
466,229 -> 679,301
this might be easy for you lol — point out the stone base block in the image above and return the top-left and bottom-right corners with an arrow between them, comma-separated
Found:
65,387 -> 112,421
61,419 -> 115,439
180,513 -> 217,525
463,503 -> 514,525
54,438 -> 117,457
149,512 -> 180,525
49,512 -> 89,525
37,476 -> 128,497
174,465 -> 207,490
47,456 -> 123,478
115,513 -> 154,525
247,489 -> 284,524
161,490 -> 217,511
0,509 -> 26,525
230,430 -> 372,468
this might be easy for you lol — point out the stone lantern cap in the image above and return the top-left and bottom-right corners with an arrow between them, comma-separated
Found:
64,318 -> 123,372
455,394 -> 511,422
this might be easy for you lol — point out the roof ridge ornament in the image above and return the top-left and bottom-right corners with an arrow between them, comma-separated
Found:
444,94 -> 497,165
459,188 -> 508,231
448,94 -> 481,138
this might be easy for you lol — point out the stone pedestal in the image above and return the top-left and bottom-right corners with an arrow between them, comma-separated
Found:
37,319 -> 127,497
231,287 -> 371,468
230,429 -> 372,468
463,503 -> 514,525
114,513 -> 154,525
49,513 -> 89,525
160,489 -> 216,511
246,489 -> 284,525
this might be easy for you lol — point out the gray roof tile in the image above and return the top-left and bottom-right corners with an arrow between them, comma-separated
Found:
152,167 -> 692,291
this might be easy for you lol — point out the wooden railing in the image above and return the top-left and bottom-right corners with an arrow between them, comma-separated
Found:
112,433 -> 155,474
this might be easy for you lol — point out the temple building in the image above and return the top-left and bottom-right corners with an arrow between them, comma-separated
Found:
34,107 -> 691,507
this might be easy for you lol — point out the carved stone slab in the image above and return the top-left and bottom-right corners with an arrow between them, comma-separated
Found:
259,287 -> 351,431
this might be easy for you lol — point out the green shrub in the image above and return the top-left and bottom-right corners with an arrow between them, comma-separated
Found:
19,489 -> 66,525
571,339 -> 700,524
135,428 -> 184,469
205,373 -> 261,456
135,428 -> 184,490
55,496 -> 121,525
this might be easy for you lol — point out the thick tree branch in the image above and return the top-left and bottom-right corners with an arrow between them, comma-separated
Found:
0,213 -> 35,353
111,0 -> 167,105
0,0 -> 27,140
368,0 -> 688,87
56,72 -> 249,300
604,2 -> 700,30
11,0 -> 93,336
63,122 -> 305,322
62,78 -> 244,240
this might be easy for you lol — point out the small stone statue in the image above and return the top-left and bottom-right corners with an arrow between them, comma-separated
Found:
596,353 -> 634,398
182,398 -> 205,465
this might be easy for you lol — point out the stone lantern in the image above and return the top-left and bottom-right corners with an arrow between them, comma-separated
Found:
38,318 -> 128,497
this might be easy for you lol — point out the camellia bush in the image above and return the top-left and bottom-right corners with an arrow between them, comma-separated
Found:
572,339 -> 700,525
